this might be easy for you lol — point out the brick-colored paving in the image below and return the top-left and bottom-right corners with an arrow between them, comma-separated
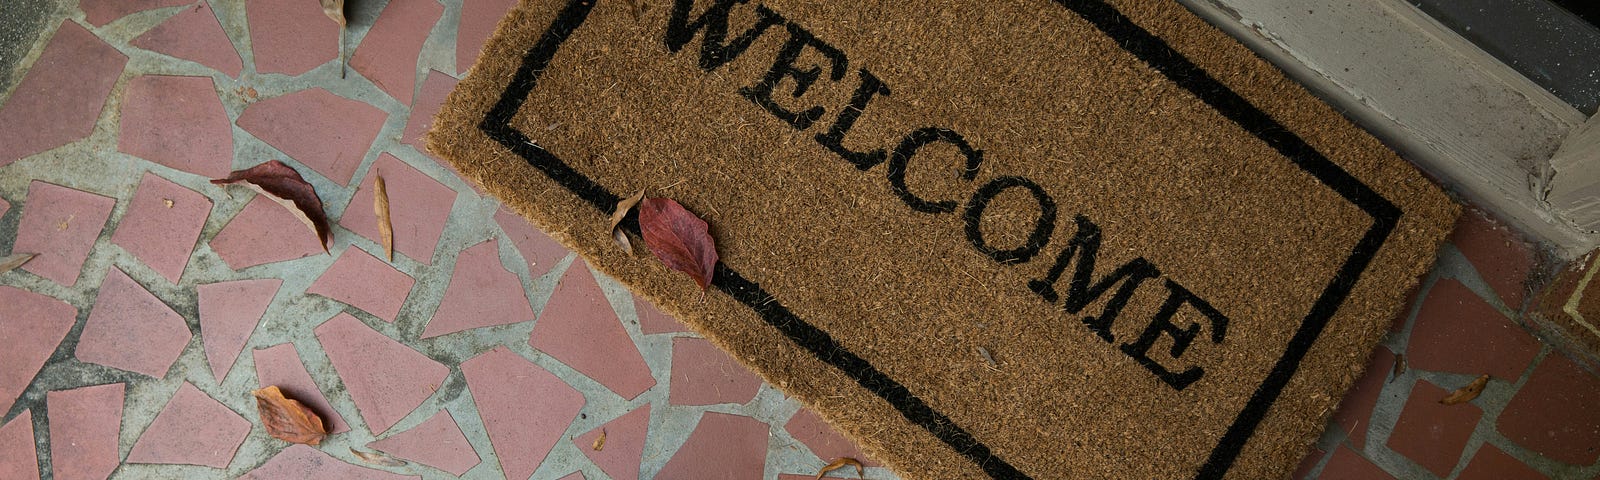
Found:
1,2 -> 1598,479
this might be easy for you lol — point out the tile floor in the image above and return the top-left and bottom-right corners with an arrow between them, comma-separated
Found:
0,1 -> 1597,479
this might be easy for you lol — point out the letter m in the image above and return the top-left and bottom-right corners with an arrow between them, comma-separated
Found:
665,0 -> 784,71
1028,215 -> 1161,343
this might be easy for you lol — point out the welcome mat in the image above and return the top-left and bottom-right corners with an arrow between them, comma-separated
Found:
428,0 -> 1458,478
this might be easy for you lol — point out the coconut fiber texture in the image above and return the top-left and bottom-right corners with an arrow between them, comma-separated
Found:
428,0 -> 1459,478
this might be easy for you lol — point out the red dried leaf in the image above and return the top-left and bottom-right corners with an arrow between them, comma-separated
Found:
1439,374 -> 1489,405
639,197 -> 717,290
212,160 -> 332,251
253,386 -> 328,445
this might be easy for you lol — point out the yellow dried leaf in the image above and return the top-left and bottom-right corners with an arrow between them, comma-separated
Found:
0,253 -> 37,274
1440,374 -> 1489,405
591,429 -> 607,451
814,457 -> 864,479
375,175 -> 393,261
350,448 -> 406,467
609,189 -> 645,253
253,386 -> 328,445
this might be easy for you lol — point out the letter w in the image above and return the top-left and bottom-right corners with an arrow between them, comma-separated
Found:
1028,215 -> 1161,343
665,0 -> 784,71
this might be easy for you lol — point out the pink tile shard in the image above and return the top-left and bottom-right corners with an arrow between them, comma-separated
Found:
368,409 -> 480,476
785,408 -> 879,466
635,295 -> 688,334
118,75 -> 234,178
343,154 -> 455,264
349,0 -> 442,104
0,21 -> 127,165
315,313 -> 447,435
0,287 -> 77,416
1,197 -> 9,217
402,71 -> 459,150
209,195 -> 326,270
669,337 -> 763,406
0,411 -> 39,480
241,444 -> 417,480
47,383 -> 125,480
13,181 -> 116,287
198,279 -> 281,381
495,207 -> 568,279
75,268 -> 193,378
654,412 -> 771,479
127,382 -> 249,468
456,0 -> 519,74
307,247 -> 415,323
1408,279 -> 1540,380
423,239 -> 534,338
575,405 -> 651,480
130,2 -> 243,77
111,173 -> 213,283
235,88 -> 386,184
80,0 -> 190,26
252,343 -> 349,433
530,262 -> 655,400
244,0 -> 339,76
460,347 -> 585,480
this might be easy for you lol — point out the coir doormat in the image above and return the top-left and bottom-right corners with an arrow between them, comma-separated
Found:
429,0 -> 1458,478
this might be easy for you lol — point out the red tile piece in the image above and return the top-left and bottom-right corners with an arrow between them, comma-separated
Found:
402,71 -> 458,149
198,279 -> 281,381
235,88 -> 386,184
1,197 -> 9,217
669,337 -> 762,406
460,347 -> 585,480
13,181 -> 115,286
1457,444 -> 1547,480
1288,447 -> 1326,480
495,207 -> 567,279
1498,353 -> 1600,464
307,247 -> 414,322
1317,446 -> 1394,480
241,444 -> 416,480
126,382 -> 249,467
130,2 -> 242,77
342,154 -> 455,264
252,343 -> 349,433
111,173 -> 212,283
349,0 -> 441,104
575,405 -> 650,480
46,383 -> 124,480
117,75 -> 233,178
635,295 -> 688,334
315,313 -> 447,435
530,262 -> 655,399
654,412 -> 770,479
0,287 -> 77,416
0,21 -> 127,165
368,409 -> 480,476
210,195 -> 325,270
558,474 -> 586,480
0,411 -> 38,480
244,0 -> 338,76
76,268 -> 193,378
422,239 -> 534,338
1450,209 -> 1536,308
1387,380 -> 1483,476
1408,279 -> 1540,380
80,0 -> 189,26
1331,347 -> 1395,448
784,408 -> 878,466
456,0 -> 519,74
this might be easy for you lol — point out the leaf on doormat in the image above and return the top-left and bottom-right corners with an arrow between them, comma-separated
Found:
639,197 -> 718,291
253,386 -> 329,445
591,429 -> 607,451
319,0 -> 348,78
814,457 -> 864,479
350,447 -> 407,467
609,190 -> 645,253
1439,374 -> 1489,405
0,253 -> 36,275
211,160 -> 332,252
375,174 -> 394,261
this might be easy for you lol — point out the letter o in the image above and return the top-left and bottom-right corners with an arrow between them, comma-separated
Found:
963,176 -> 1057,264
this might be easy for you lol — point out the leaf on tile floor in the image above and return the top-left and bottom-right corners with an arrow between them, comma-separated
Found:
350,447 -> 406,467
639,197 -> 718,291
1391,353 -> 1406,383
1439,374 -> 1489,405
212,160 -> 332,252
591,428 -> 607,451
319,0 -> 347,78
253,386 -> 328,445
0,253 -> 36,274
375,174 -> 393,261
609,189 -> 644,253
815,457 -> 864,479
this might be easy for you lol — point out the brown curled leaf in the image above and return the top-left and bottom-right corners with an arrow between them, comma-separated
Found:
815,457 -> 865,479
0,253 -> 36,275
591,429 -> 607,451
253,386 -> 328,445
609,190 -> 645,253
639,197 -> 717,290
350,448 -> 407,467
319,0 -> 347,78
375,174 -> 393,261
212,160 -> 332,252
1440,374 -> 1489,405
1390,353 -> 1406,383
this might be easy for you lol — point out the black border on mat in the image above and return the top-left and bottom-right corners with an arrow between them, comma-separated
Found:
475,0 -> 1403,478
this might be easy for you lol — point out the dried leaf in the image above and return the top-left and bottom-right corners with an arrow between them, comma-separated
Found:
319,0 -> 347,78
609,190 -> 645,253
814,457 -> 864,479
1390,353 -> 1406,383
162,198 -> 174,208
1439,374 -> 1489,405
374,175 -> 393,261
253,386 -> 328,445
639,197 -> 718,290
212,160 -> 332,252
350,448 -> 407,467
591,429 -> 607,451
0,253 -> 37,274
